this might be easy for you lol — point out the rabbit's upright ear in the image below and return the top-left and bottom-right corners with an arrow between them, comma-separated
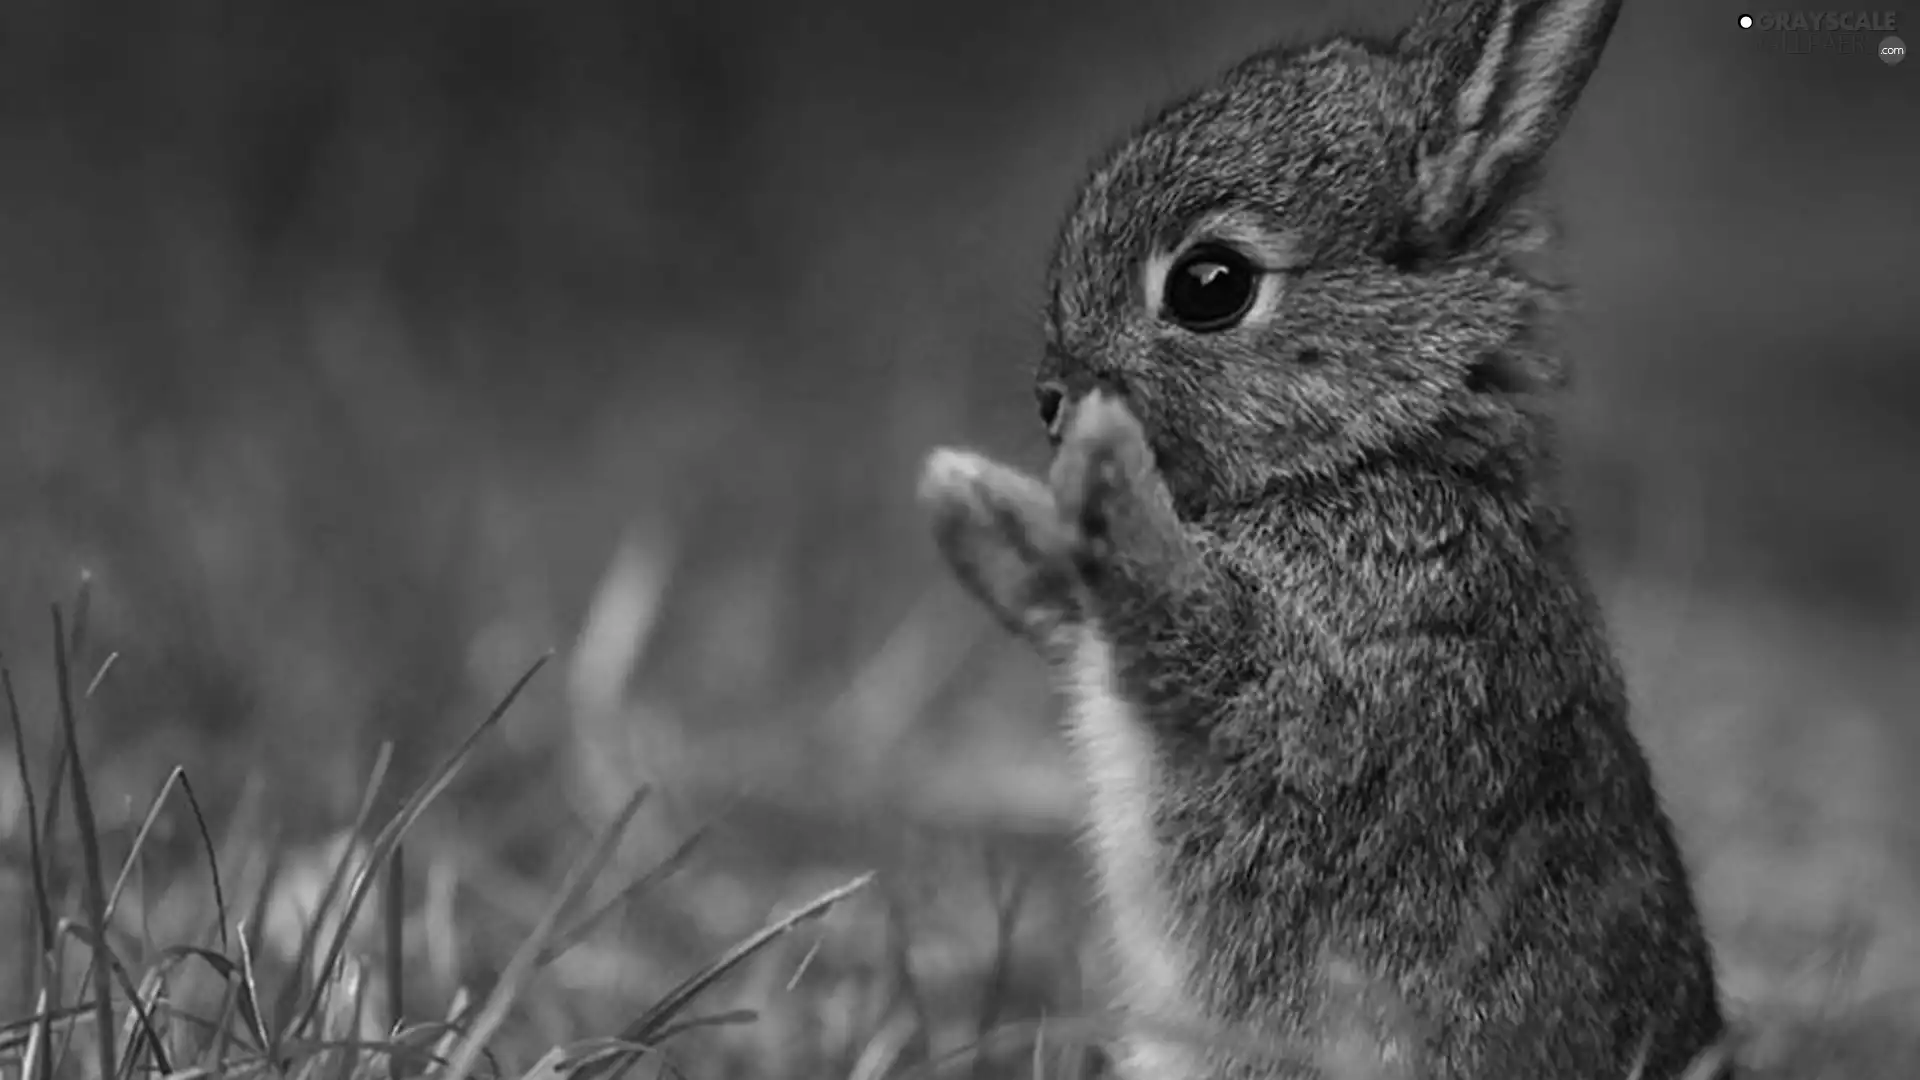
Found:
1400,0 -> 1624,254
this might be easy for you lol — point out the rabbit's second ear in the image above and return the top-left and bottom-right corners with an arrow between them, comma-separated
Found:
1402,0 -> 1624,253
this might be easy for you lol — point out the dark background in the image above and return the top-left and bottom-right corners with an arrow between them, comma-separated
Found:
1,0 -> 1916,1068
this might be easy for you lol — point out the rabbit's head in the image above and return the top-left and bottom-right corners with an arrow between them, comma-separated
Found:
1038,0 -> 1624,517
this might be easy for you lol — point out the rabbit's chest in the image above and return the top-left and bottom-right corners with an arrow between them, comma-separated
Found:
1060,628 -> 1204,1057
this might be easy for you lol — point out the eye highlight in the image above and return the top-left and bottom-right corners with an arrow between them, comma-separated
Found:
1161,244 -> 1260,332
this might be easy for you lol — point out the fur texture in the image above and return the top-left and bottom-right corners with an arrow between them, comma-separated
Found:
920,1 -> 1726,1077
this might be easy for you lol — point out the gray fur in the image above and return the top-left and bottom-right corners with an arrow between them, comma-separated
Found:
919,1 -> 1726,1077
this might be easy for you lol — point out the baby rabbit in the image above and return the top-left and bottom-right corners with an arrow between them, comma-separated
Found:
918,1 -> 1727,1077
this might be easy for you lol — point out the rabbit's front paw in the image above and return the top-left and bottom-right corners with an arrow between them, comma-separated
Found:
1048,392 -> 1196,598
919,448 -> 1081,648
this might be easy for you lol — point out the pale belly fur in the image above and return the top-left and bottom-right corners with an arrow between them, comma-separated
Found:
1062,628 -> 1205,1079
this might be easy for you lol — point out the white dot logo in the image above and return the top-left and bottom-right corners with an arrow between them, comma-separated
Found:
1739,14 -> 1753,29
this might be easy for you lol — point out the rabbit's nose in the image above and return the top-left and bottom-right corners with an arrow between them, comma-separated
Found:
1036,381 -> 1067,436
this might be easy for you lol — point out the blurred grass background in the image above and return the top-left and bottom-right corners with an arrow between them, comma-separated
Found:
1,0 -> 1917,1075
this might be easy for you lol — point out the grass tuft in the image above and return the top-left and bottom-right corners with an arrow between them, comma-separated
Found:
1,610 -> 893,1080
51,602 -> 120,1080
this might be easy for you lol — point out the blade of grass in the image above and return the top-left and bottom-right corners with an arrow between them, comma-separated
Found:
52,604 -> 118,1080
535,795 -> 731,968
172,771 -> 231,953
234,841 -> 287,1053
58,759 -> 190,1080
300,870 -> 366,1058
265,1036 -> 448,1076
86,930 -> 168,1068
428,987 -> 472,1073
18,988 -> 51,1080
626,871 -> 875,1040
132,824 -> 156,976
557,1038 -> 672,1072
391,1018 -> 462,1045
387,1018 -> 469,1078
36,734 -> 69,877
13,895 -> 29,1058
205,956 -> 244,1072
326,957 -> 371,1080
43,917 -> 74,1079
235,920 -> 275,1060
901,1009 -> 1327,1080
783,934 -> 823,993
519,1045 -> 573,1080
587,871 -> 877,1080
272,742 -> 394,1032
643,1010 -> 758,1043
83,653 -> 118,699
0,999 -> 101,1053
102,767 -> 187,923
53,922 -> 172,1078
849,1006 -> 919,1080
28,651 -> 116,903
41,916 -> 165,1078
439,781 -> 652,1080
133,942 -> 259,1059
289,654 -> 550,1041
115,966 -> 170,1080
35,570 -> 103,871
894,1015 -> 1113,1080
3,660 -> 57,1080
386,841 -> 407,1066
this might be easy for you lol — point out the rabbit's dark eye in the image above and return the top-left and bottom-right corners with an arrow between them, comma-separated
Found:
1162,244 -> 1259,332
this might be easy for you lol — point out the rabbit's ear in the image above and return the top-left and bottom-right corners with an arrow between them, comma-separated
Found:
1400,0 -> 1623,253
